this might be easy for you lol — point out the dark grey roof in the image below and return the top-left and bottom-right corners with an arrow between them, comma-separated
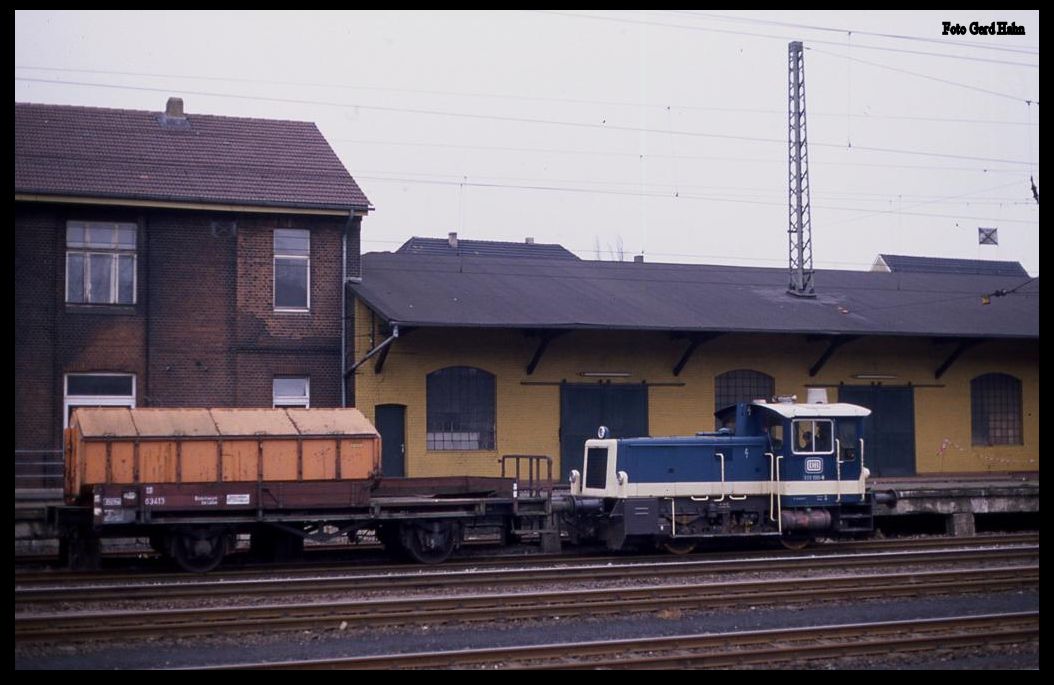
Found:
877,254 -> 1029,278
351,252 -> 1038,339
16,101 -> 370,211
398,237 -> 579,260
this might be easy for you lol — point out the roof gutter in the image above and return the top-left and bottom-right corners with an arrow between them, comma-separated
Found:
16,193 -> 368,217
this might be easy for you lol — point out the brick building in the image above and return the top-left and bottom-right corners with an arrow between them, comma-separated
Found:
348,235 -> 1038,481
15,99 -> 370,489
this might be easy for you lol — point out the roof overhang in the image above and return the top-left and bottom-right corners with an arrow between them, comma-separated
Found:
16,193 -> 370,217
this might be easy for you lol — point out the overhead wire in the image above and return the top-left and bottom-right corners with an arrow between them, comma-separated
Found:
533,10 -> 1040,65
356,174 -> 1038,224
808,47 -> 1037,104
664,10 -> 1039,55
334,138 -> 1030,175
15,13 -> 1038,273
14,77 -> 1037,166
16,63 -> 1039,127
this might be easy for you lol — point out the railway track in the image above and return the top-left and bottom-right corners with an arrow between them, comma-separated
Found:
201,611 -> 1040,669
14,531 -> 1038,587
14,565 -> 1039,643
14,544 -> 1040,606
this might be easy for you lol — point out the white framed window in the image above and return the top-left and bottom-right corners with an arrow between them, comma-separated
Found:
274,229 -> 310,311
273,377 -> 310,408
63,373 -> 136,429
792,419 -> 834,455
66,222 -> 137,305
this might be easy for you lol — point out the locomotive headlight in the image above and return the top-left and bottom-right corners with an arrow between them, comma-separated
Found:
569,469 -> 580,485
597,425 -> 610,439
617,470 -> 629,485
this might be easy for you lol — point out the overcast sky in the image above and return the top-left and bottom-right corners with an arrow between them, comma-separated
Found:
15,10 -> 1040,275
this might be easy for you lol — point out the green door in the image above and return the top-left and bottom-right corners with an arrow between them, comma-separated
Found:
560,384 -> 648,481
838,386 -> 916,477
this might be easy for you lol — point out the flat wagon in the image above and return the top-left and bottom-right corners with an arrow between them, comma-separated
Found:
51,407 -> 554,571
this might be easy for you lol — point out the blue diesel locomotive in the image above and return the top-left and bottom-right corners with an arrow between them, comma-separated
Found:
566,400 -> 876,552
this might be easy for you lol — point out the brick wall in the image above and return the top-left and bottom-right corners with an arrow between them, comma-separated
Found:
15,202 -> 357,455
15,205 -> 61,450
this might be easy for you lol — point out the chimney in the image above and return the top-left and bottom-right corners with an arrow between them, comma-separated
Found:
525,237 -> 535,244
633,255 -> 644,263
448,232 -> 458,249
166,97 -> 185,118
159,97 -> 189,128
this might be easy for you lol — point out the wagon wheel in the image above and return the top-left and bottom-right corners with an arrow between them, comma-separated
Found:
376,523 -> 409,562
401,521 -> 459,564
662,539 -> 698,555
779,534 -> 812,551
171,529 -> 228,573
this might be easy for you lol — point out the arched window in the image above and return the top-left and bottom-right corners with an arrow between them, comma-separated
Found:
715,369 -> 775,410
715,369 -> 774,429
426,366 -> 496,450
971,373 -> 1023,446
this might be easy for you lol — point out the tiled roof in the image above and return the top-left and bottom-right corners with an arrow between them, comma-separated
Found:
398,236 -> 579,260
352,251 -> 1039,340
15,101 -> 370,212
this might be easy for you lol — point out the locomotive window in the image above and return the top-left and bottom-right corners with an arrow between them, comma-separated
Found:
764,417 -> 784,452
837,420 -> 859,459
793,419 -> 834,455
585,447 -> 608,489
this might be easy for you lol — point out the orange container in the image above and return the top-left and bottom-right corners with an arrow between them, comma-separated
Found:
64,407 -> 380,502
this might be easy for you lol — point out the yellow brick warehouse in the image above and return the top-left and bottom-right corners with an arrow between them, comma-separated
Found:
351,299 -> 1038,479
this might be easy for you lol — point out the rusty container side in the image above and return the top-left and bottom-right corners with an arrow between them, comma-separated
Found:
82,442 -> 109,491
262,440 -> 299,481
67,408 -> 139,501
286,409 -> 381,480
111,441 -> 135,483
181,441 -> 219,482
222,440 -> 260,482
140,441 -> 178,483
339,438 -> 380,479
65,407 -> 381,500
64,427 -> 78,502
302,440 -> 338,480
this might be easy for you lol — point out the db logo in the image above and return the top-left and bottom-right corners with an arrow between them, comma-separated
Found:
805,458 -> 823,473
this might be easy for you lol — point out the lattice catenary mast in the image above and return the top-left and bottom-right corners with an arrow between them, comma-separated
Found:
787,41 -> 816,298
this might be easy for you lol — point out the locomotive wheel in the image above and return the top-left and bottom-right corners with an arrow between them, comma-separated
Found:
400,521 -> 458,564
779,534 -> 812,551
170,529 -> 228,573
662,539 -> 698,555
